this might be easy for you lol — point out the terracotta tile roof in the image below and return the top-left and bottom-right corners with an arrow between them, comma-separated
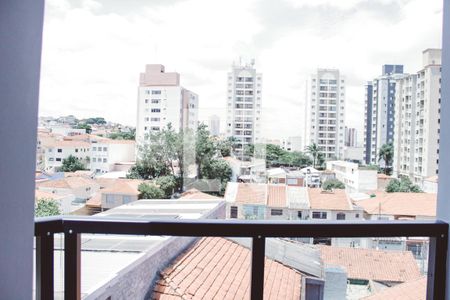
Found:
308,188 -> 352,211
377,174 -> 392,179
86,192 -> 102,208
234,183 -> 267,204
319,245 -> 421,283
51,140 -> 90,148
35,189 -> 65,200
364,276 -> 427,299
153,237 -> 302,300
179,188 -> 222,200
267,185 -> 287,207
100,179 -> 143,195
424,175 -> 438,183
354,192 -> 436,217
38,176 -> 97,189
100,139 -> 135,144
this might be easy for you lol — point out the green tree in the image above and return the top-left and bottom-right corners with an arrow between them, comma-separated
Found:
322,178 -> 345,191
386,176 -> 422,193
154,175 -> 177,198
306,143 -> 322,168
76,123 -> 92,133
138,183 -> 165,199
201,159 -> 232,195
35,198 -> 61,217
59,155 -> 85,172
195,123 -> 216,178
216,139 -> 233,157
108,129 -> 135,140
378,143 -> 394,175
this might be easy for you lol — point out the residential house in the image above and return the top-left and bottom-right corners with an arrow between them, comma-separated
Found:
326,160 -> 378,193
35,189 -> 76,214
86,179 -> 143,211
37,176 -> 99,202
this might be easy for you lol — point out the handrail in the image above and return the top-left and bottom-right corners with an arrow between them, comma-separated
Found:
34,217 -> 448,300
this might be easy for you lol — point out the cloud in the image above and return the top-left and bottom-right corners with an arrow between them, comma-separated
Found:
39,0 -> 442,142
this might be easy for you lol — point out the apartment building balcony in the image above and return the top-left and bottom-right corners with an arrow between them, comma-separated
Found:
34,217 -> 448,300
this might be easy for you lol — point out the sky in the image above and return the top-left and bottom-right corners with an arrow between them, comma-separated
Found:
39,0 -> 443,142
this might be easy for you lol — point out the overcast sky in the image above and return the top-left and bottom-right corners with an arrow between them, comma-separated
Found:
39,0 -> 442,141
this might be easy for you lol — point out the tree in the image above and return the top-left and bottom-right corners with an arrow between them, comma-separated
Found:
201,159 -> 232,194
154,175 -> 177,198
386,176 -> 422,193
378,143 -> 394,175
59,155 -> 85,172
195,123 -> 216,178
306,143 -> 322,168
138,183 -> 165,199
322,179 -> 345,191
35,198 -> 61,217
108,129 -> 135,140
216,139 -> 233,157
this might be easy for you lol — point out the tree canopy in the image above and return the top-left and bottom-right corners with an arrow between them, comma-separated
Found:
322,178 -> 345,191
108,129 -> 135,140
138,183 -> 165,199
128,123 -> 232,196
59,155 -> 85,172
385,176 -> 422,193
378,143 -> 394,175
35,198 -> 61,217
244,143 -> 312,168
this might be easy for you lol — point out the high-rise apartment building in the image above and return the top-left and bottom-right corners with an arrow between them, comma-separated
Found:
305,69 -> 345,159
393,49 -> 441,185
363,65 -> 404,165
136,65 -> 198,142
226,60 -> 262,158
208,115 -> 220,136
345,127 -> 357,147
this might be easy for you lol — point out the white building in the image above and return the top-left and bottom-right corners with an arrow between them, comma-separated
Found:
364,65 -> 404,165
136,64 -> 198,142
282,136 -> 303,152
226,60 -> 262,158
90,139 -> 136,174
393,49 -> 441,185
326,160 -> 378,193
43,140 -> 90,172
305,69 -> 345,160
208,115 -> 220,136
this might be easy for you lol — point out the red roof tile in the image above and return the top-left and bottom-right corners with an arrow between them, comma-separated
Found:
364,276 -> 427,299
234,183 -> 267,205
153,237 -> 302,299
309,188 -> 352,211
319,245 -> 422,283
267,185 -> 287,207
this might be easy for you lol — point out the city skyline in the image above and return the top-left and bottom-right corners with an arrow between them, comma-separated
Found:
39,0 -> 442,139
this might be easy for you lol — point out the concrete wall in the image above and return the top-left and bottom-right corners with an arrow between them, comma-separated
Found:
0,0 -> 44,298
85,202 -> 226,299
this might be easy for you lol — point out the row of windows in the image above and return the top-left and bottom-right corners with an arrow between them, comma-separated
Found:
230,207 -> 348,220
92,157 -> 107,163
144,90 -> 162,95
92,146 -> 108,152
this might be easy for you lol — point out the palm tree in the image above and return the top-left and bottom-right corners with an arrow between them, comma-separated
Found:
306,143 -> 321,168
378,143 -> 394,175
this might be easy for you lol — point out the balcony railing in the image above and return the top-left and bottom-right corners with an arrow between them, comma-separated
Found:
35,217 -> 448,300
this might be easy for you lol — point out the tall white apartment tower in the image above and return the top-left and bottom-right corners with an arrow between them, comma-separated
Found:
226,60 -> 262,158
393,49 -> 441,185
305,69 -> 345,159
136,64 -> 198,142
208,115 -> 220,136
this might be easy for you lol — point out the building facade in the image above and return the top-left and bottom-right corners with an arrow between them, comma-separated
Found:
393,49 -> 441,185
363,65 -> 404,165
226,60 -> 262,158
282,136 -> 303,152
305,69 -> 345,159
345,127 -> 357,147
136,64 -> 198,142
208,115 -> 220,136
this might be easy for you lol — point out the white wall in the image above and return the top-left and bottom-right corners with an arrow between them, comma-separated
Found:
0,1 -> 44,298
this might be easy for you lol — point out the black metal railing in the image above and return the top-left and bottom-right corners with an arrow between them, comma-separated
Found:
35,217 -> 449,300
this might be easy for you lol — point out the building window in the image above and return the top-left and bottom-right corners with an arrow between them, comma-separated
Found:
105,195 -> 115,204
92,158 -> 96,162
57,149 -> 62,153
336,213 -> 346,220
103,158 -> 107,163
312,212 -> 327,219
151,108 -> 161,113
123,196 -> 132,204
151,90 -> 161,95
271,209 -> 283,216
55,158 -> 61,162
48,158 -> 54,161
297,211 -> 302,219
103,147 -> 107,151
93,147 -> 97,151
75,149 -> 78,153
230,206 -> 238,218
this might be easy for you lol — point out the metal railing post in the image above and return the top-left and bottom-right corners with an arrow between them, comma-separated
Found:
251,236 -> 265,299
64,231 -> 81,300
427,232 -> 448,300
36,233 -> 54,300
